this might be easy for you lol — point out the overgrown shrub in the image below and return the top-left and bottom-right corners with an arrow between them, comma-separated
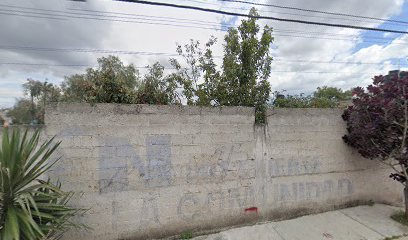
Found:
0,128 -> 86,239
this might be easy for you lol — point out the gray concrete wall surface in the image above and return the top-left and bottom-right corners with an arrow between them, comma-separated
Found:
19,103 -> 404,239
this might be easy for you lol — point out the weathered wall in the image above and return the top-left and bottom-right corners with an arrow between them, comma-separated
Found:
261,109 -> 401,214
41,103 -> 401,240
0,125 -> 43,145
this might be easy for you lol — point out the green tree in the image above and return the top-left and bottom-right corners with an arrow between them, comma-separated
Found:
20,79 -> 61,124
342,72 -> 408,216
313,86 -> 349,100
62,56 -> 139,104
170,36 -> 219,105
41,82 -> 61,104
137,62 -> 180,104
23,79 -> 43,103
168,9 -> 273,122
38,81 -> 61,121
312,86 -> 351,107
60,74 -> 93,102
311,86 -> 352,107
274,86 -> 353,108
23,79 -> 43,122
6,99 -> 35,124
273,92 -> 312,108
217,8 -> 273,123
196,38 -> 221,106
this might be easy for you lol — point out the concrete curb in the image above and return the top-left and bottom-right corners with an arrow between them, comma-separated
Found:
193,204 -> 408,240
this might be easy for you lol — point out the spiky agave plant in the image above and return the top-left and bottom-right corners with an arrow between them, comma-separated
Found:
0,128 -> 85,240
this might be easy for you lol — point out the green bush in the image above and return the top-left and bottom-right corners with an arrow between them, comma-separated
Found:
180,231 -> 193,239
391,211 -> 408,226
0,128 -> 86,240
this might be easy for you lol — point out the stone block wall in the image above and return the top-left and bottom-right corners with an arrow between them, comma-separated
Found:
35,104 -> 403,239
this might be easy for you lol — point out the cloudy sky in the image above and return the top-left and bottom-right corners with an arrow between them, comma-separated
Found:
0,0 -> 407,108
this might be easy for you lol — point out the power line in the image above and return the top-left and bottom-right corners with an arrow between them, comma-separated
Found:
218,0 -> 408,25
0,62 -> 181,70
112,0 -> 408,34
63,7 -> 408,42
6,2 -> 402,28
67,0 -> 408,28
0,62 -> 91,67
184,0 -> 408,27
271,71 -> 385,74
0,7 -> 232,31
273,59 -> 408,66
0,45 -> 183,57
273,33 -> 408,46
0,62 -> 172,69
63,7 -> 408,41
4,7 -> 408,45
1,8 -> 407,45
66,7 -> 224,25
1,4 -> 408,45
0,45 -> 394,62
0,4 -> 406,69
0,10 -> 66,20
0,6 -> 231,29
0,61 -> 406,73
1,45 -> 408,67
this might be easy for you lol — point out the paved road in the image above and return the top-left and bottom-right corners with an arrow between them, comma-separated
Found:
193,204 -> 408,240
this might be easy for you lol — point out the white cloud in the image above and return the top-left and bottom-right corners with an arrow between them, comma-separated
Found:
0,0 -> 406,105
260,0 -> 407,94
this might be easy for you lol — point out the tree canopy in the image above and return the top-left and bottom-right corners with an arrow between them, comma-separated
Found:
342,71 -> 408,214
7,99 -> 35,124
61,56 -> 139,104
7,8 -> 358,125
274,86 -> 352,108
137,62 -> 180,105
217,8 -> 272,109
59,8 -> 274,123
8,79 -> 61,124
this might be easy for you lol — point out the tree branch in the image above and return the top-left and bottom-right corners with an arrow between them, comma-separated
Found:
393,121 -> 405,129
399,85 -> 408,186
401,85 -> 407,153
371,138 -> 407,186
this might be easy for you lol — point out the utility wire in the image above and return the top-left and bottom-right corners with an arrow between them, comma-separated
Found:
0,4 -> 224,26
4,3 -> 404,28
218,0 -> 408,25
0,62 -> 172,69
2,8 -> 408,46
0,61 -> 406,70
0,3 -> 406,70
62,7 -> 408,41
111,0 -> 408,34
0,45 -> 183,57
69,3 -> 408,27
1,45 -> 408,67
6,11 -> 407,46
1,5 -> 408,45
0,62 -> 382,74
0,11 -> 66,20
66,0 -> 408,28
0,62 -> 91,67
63,7 -> 408,41
0,45 -> 408,66
184,0 -> 408,27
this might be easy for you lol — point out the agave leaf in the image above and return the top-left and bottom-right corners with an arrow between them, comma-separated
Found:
0,128 -> 87,239
3,207 -> 20,240
15,208 -> 44,238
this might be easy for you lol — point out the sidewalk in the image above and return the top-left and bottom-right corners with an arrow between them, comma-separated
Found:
193,204 -> 408,240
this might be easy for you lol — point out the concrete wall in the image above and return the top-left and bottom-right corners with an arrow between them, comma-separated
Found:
41,103 -> 401,240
